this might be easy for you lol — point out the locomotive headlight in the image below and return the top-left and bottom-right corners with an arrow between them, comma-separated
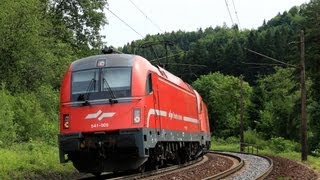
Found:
63,114 -> 70,129
97,59 -> 106,67
133,108 -> 141,124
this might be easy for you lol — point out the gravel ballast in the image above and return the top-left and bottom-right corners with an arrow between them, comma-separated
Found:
151,153 -> 234,180
266,156 -> 319,180
222,152 -> 270,180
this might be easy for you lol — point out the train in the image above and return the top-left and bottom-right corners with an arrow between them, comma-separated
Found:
58,49 -> 211,175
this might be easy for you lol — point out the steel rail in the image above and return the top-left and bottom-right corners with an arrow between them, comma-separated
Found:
203,151 -> 244,180
108,156 -> 204,180
256,155 -> 273,180
209,150 -> 273,180
81,151 -> 273,180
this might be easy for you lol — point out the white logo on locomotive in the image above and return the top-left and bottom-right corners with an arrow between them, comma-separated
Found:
85,110 -> 115,121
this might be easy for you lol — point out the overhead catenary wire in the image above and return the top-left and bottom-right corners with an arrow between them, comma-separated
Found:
231,0 -> 241,29
241,62 -> 287,67
149,52 -> 186,62
106,7 -> 144,38
244,48 -> 296,68
128,0 -> 164,33
107,2 -> 205,74
149,51 -> 206,68
224,0 -> 234,25
165,63 -> 206,67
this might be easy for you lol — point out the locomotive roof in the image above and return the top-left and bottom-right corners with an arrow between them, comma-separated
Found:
70,53 -> 195,95
71,54 -> 135,71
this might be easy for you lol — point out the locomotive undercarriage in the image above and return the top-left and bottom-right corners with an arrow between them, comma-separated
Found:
59,130 -> 148,173
68,141 -> 204,175
146,141 -> 204,171
59,129 -> 210,175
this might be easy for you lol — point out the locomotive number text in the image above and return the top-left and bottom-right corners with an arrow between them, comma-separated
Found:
90,123 -> 109,129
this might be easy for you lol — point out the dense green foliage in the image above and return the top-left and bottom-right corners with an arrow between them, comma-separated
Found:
192,72 -> 252,137
0,87 -> 16,146
255,68 -> 301,139
0,0 -> 320,177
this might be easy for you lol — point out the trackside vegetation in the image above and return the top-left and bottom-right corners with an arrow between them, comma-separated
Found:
211,130 -> 320,172
0,142 -> 75,179
1,0 -> 320,178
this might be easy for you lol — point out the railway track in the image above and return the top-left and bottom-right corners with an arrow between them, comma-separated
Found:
79,151 -> 273,180
209,151 -> 273,180
79,155 -> 205,180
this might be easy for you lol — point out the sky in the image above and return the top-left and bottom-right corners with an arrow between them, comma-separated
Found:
101,0 -> 310,47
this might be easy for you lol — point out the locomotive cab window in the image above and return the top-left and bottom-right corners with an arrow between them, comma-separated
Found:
72,69 -> 99,95
101,67 -> 132,98
146,73 -> 153,94
71,67 -> 132,102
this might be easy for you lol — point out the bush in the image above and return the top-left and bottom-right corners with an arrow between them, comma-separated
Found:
242,129 -> 267,150
311,143 -> 320,157
211,136 -> 239,145
268,137 -> 299,153
13,93 -> 47,142
244,129 -> 258,144
0,88 -> 17,147
34,85 -> 59,145
35,85 -> 59,122
0,84 -> 58,145
211,136 -> 226,145
225,136 -> 239,144
12,92 -> 57,144
192,72 -> 252,137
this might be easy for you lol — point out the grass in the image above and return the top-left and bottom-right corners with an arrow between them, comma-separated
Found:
0,141 -> 76,179
211,141 -> 240,152
211,138 -> 320,174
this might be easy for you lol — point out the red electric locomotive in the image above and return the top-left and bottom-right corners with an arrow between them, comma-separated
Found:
58,50 -> 211,175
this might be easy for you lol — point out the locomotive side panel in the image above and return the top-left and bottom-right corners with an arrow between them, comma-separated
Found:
155,76 -> 200,132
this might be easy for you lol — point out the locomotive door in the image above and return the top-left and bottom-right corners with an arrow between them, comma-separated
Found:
151,73 -> 162,132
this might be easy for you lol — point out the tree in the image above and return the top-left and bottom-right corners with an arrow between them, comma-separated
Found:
256,67 -> 300,139
301,0 -> 320,124
0,87 -> 16,147
192,72 -> 252,137
48,0 -> 108,54
0,0 -> 52,92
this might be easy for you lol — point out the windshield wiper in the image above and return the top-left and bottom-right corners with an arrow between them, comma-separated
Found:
77,78 -> 96,105
103,78 -> 118,104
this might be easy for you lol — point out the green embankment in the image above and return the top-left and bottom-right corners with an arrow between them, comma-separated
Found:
0,141 -> 76,179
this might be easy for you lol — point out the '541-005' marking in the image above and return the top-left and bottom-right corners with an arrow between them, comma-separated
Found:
91,123 -> 109,129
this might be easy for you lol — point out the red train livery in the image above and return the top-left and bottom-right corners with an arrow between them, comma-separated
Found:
58,52 -> 211,174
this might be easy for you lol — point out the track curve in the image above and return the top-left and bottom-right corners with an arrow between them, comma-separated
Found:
212,151 -> 273,180
203,151 -> 244,180
78,155 -> 204,180
79,151 -> 273,180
